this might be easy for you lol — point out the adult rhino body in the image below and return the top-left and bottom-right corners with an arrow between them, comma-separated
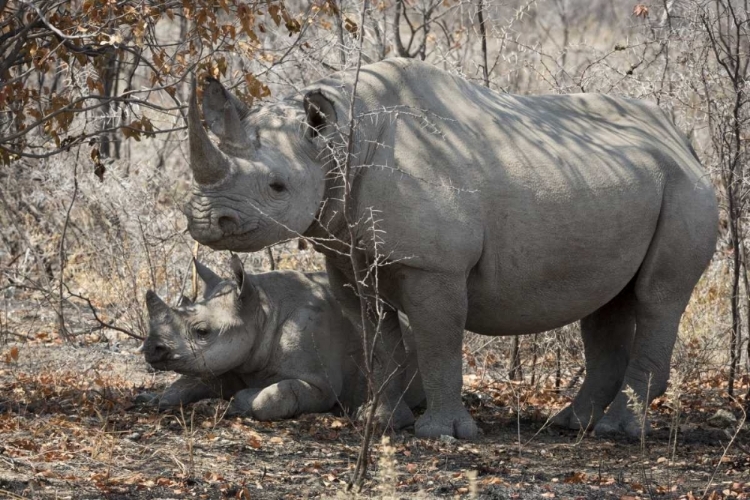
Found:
184,58 -> 718,439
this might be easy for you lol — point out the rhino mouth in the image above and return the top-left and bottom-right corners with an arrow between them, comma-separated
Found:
196,229 -> 260,251
147,352 -> 184,372
188,219 -> 259,248
147,360 -> 171,371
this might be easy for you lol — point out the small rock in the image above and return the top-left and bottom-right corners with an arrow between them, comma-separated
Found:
707,409 -> 737,429
125,432 -> 141,441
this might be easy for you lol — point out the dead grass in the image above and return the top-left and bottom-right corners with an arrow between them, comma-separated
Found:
0,338 -> 747,499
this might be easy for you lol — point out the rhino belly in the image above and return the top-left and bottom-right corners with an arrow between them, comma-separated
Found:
464,255 -> 643,336
464,190 -> 661,336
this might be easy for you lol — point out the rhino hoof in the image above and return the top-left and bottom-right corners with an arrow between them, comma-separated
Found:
550,405 -> 599,431
415,407 -> 478,440
356,399 -> 415,431
593,415 -> 647,439
226,403 -> 251,419
134,392 -> 159,406
380,400 -> 416,430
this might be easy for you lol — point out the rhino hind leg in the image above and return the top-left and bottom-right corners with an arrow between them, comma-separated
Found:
594,178 -> 717,438
552,287 -> 635,430
593,304 -> 684,438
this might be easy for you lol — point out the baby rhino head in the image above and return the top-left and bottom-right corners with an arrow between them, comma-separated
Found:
143,255 -> 260,376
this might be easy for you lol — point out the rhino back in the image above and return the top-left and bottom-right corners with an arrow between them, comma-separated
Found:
308,59 -> 716,335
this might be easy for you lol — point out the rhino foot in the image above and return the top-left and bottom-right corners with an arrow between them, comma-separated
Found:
225,387 -> 264,419
225,403 -> 249,418
158,397 -> 189,411
415,406 -> 478,440
593,413 -> 648,439
357,398 -> 415,430
379,399 -> 415,430
134,392 -> 160,406
134,391 -> 186,411
550,404 -> 602,431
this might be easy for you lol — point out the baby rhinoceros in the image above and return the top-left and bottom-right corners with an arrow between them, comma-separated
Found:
141,255 -> 393,420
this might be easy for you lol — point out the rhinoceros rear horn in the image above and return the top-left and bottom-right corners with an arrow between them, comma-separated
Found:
230,253 -> 253,300
202,78 -> 253,150
188,77 -> 229,185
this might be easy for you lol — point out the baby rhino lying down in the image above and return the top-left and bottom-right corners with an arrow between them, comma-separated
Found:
141,255 -> 423,421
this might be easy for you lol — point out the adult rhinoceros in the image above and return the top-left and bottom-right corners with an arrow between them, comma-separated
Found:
183,58 -> 718,440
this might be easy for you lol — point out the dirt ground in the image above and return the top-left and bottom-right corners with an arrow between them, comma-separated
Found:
1,338 -> 748,500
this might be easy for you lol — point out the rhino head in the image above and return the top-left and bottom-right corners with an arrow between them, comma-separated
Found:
184,77 -> 340,252
143,255 -> 262,376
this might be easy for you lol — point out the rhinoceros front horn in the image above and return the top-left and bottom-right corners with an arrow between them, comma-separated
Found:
188,78 -> 229,185
145,290 -> 171,319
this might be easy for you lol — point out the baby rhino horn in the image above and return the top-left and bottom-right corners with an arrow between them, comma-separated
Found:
145,291 -> 170,319
230,254 -> 253,299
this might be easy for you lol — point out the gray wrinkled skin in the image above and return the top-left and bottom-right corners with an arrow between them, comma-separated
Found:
184,59 -> 719,439
142,256 -> 424,421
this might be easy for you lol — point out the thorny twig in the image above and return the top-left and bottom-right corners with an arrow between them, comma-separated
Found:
64,284 -> 144,341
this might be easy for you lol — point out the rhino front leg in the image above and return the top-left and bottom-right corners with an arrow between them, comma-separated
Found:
150,376 -> 222,410
400,271 -> 477,439
227,380 -> 335,421
325,259 -> 415,430
552,288 -> 635,430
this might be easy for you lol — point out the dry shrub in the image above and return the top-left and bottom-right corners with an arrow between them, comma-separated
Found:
674,259 -> 733,385
0,149 -> 322,344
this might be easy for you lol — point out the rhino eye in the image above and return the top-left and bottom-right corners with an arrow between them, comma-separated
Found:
269,181 -> 286,192
193,327 -> 211,338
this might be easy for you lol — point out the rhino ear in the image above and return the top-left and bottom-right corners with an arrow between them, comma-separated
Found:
229,253 -> 253,300
193,258 -> 222,298
146,290 -> 171,320
202,78 -> 253,150
303,90 -> 337,140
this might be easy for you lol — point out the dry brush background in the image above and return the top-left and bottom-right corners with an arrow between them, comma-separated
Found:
0,0 -> 749,498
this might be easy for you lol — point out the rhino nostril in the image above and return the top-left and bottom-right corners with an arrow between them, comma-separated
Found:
150,342 -> 169,362
218,215 -> 238,232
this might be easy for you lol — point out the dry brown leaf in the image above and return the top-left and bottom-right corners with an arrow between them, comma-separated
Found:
248,432 -> 263,449
564,471 -> 587,484
633,4 -> 649,17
